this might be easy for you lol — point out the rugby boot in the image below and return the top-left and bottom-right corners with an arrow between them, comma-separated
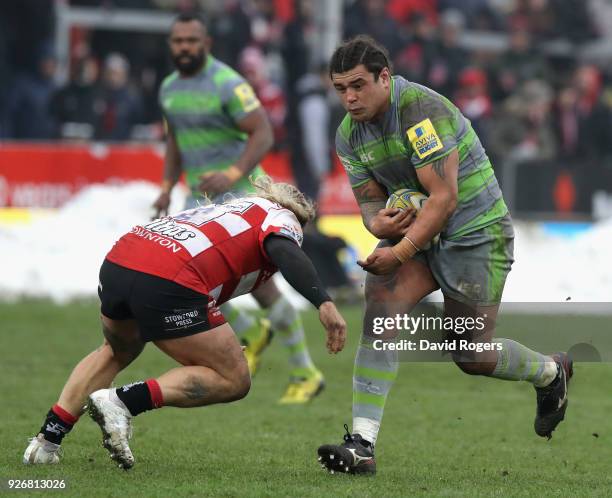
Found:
23,434 -> 62,464
278,369 -> 325,404
317,425 -> 376,475
534,352 -> 573,439
242,318 -> 273,377
88,389 -> 134,469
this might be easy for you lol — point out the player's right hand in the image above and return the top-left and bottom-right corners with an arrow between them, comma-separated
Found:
369,207 -> 415,239
152,192 -> 171,219
318,301 -> 347,354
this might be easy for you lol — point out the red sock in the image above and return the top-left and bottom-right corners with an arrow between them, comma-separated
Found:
52,404 -> 79,425
116,379 -> 164,416
146,379 -> 164,409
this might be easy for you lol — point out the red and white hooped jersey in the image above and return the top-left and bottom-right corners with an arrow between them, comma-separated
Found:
105,197 -> 303,305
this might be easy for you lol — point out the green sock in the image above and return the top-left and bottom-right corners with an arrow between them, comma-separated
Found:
492,338 -> 558,387
267,296 -> 317,375
352,335 -> 398,445
220,303 -> 262,345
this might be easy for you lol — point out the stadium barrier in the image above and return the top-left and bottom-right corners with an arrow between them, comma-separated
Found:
0,142 -> 359,215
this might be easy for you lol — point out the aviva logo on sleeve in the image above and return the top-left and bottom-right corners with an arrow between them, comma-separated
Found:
407,118 -> 443,159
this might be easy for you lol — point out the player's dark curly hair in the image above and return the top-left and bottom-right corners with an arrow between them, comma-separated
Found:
328,35 -> 392,81
172,12 -> 209,31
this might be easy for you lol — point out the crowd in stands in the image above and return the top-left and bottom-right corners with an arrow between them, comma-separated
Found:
2,0 -> 612,204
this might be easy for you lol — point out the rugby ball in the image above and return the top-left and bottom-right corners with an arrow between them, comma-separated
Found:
386,188 -> 428,212
385,188 -> 439,249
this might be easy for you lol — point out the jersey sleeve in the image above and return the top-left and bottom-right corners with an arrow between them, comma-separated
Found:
220,75 -> 262,122
335,126 -> 373,189
258,207 -> 303,258
400,89 -> 459,169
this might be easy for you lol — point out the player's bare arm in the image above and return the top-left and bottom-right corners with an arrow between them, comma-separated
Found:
358,149 -> 458,275
198,107 -> 273,194
234,107 -> 274,176
406,147 -> 459,248
353,179 -> 415,239
153,123 -> 183,217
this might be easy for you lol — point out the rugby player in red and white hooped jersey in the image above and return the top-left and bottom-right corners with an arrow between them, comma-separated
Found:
23,177 -> 347,469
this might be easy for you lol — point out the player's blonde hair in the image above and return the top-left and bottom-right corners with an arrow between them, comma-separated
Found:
249,175 -> 316,225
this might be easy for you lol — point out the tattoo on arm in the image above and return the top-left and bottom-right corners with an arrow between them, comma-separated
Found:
353,181 -> 386,228
184,376 -> 207,401
353,182 -> 386,203
431,156 -> 448,179
361,202 -> 385,228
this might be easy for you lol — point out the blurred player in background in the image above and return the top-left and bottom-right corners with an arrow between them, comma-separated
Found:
151,13 -> 325,403
317,36 -> 573,475
24,177 -> 347,469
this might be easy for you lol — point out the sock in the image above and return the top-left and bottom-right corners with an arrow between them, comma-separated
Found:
492,338 -> 558,387
39,404 -> 78,445
220,303 -> 262,345
352,418 -> 377,448
116,379 -> 163,416
267,296 -> 316,375
352,335 -> 399,446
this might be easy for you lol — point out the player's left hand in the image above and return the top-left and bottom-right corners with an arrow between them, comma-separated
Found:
357,247 -> 401,275
318,301 -> 347,353
198,171 -> 234,195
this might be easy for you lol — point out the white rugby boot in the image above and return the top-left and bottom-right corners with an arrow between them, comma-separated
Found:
88,388 -> 134,469
23,434 -> 62,464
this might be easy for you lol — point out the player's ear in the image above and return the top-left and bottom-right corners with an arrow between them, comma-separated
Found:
379,67 -> 391,88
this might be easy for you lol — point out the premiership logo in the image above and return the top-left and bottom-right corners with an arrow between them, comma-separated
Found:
407,118 -> 443,159
234,83 -> 261,113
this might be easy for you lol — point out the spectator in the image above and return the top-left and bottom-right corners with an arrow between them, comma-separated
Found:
554,64 -> 610,161
293,63 -> 334,202
281,0 -> 317,94
238,46 -> 286,148
507,0 -> 556,40
427,9 -> 469,97
7,45 -> 58,140
249,0 -> 284,50
488,79 -> 557,165
454,67 -> 492,145
438,0 -> 503,30
281,0 -> 318,205
210,0 -> 253,68
386,0 -> 437,26
490,24 -> 550,100
344,0 -> 403,59
50,55 -> 100,140
394,12 -> 437,84
94,53 -> 142,141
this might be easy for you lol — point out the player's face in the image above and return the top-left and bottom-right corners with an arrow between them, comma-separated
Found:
169,20 -> 210,76
331,65 -> 391,122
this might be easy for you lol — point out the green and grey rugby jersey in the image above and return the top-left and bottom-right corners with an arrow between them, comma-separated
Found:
336,75 -> 508,239
159,55 -> 265,195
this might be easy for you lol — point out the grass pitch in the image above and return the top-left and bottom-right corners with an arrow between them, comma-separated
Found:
2,300 -> 612,497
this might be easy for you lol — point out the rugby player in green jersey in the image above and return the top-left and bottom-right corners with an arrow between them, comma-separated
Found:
152,13 -> 324,404
317,35 -> 573,475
